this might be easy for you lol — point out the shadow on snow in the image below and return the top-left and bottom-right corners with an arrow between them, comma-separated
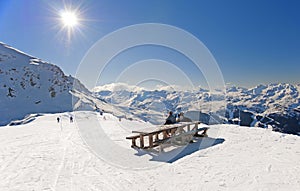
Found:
134,137 -> 225,163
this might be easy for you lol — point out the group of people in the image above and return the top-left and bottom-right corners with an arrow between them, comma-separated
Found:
55,110 -> 187,125
56,116 -> 73,123
164,111 -> 192,125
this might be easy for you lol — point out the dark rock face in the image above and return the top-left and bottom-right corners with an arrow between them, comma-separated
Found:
224,108 -> 300,135
268,113 -> 300,134
184,109 -> 300,135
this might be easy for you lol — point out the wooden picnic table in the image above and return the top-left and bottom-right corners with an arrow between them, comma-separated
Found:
126,121 -> 209,149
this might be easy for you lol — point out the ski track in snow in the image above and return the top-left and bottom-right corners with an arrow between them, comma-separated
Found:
0,111 -> 299,191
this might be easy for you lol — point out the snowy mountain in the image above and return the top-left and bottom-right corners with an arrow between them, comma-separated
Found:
0,42 -> 92,125
0,42 -> 142,126
226,83 -> 300,134
93,83 -> 300,135
1,41 -> 299,135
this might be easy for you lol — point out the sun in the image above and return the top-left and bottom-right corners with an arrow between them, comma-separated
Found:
52,4 -> 86,44
60,10 -> 78,28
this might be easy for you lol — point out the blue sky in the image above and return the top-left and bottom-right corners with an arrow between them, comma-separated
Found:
0,0 -> 299,88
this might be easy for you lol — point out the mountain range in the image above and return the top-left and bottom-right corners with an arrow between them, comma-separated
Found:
1,42 -> 299,135
93,83 -> 300,135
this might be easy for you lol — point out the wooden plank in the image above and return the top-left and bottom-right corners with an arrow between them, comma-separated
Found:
193,123 -> 198,131
149,134 -> 153,147
163,130 -> 168,139
148,127 -> 209,148
153,130 -> 196,145
126,134 -> 140,139
139,122 -> 203,140
140,135 -> 144,148
170,128 -> 176,136
132,121 -> 200,134
153,137 -> 171,144
131,138 -> 137,148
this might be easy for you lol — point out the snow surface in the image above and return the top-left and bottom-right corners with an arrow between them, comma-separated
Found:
0,111 -> 299,191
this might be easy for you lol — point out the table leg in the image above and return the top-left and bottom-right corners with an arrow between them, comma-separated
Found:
149,134 -> 153,148
140,135 -> 144,148
131,138 -> 137,148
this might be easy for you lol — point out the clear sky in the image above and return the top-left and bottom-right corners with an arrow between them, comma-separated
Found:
0,0 -> 299,88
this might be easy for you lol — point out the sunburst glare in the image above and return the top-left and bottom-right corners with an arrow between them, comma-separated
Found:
48,1 -> 89,46
60,10 -> 78,28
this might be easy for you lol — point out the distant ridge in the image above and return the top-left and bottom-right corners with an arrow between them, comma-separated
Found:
93,82 -> 300,135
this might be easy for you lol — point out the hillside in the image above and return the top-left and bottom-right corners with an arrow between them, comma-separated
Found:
0,111 -> 299,190
0,42 -> 91,125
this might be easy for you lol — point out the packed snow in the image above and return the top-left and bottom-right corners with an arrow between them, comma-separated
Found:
0,111 -> 299,191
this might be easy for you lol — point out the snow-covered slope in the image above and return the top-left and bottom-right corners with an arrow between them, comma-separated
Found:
226,83 -> 300,133
0,111 -> 299,190
226,83 -> 300,114
0,42 -> 91,125
93,83 -> 300,134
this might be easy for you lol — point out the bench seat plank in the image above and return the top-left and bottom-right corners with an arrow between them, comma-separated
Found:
132,122 -> 201,134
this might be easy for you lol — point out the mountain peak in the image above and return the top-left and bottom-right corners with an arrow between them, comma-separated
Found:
93,82 -> 300,134
0,42 -> 91,125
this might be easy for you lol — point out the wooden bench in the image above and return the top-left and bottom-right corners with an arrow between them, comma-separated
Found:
126,122 -> 209,149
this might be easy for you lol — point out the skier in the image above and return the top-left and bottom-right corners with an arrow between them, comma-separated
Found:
70,116 -> 73,123
57,117 -> 60,123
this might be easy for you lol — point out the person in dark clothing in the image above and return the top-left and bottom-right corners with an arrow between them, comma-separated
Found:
164,111 -> 176,125
70,116 -> 73,123
57,117 -> 60,123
